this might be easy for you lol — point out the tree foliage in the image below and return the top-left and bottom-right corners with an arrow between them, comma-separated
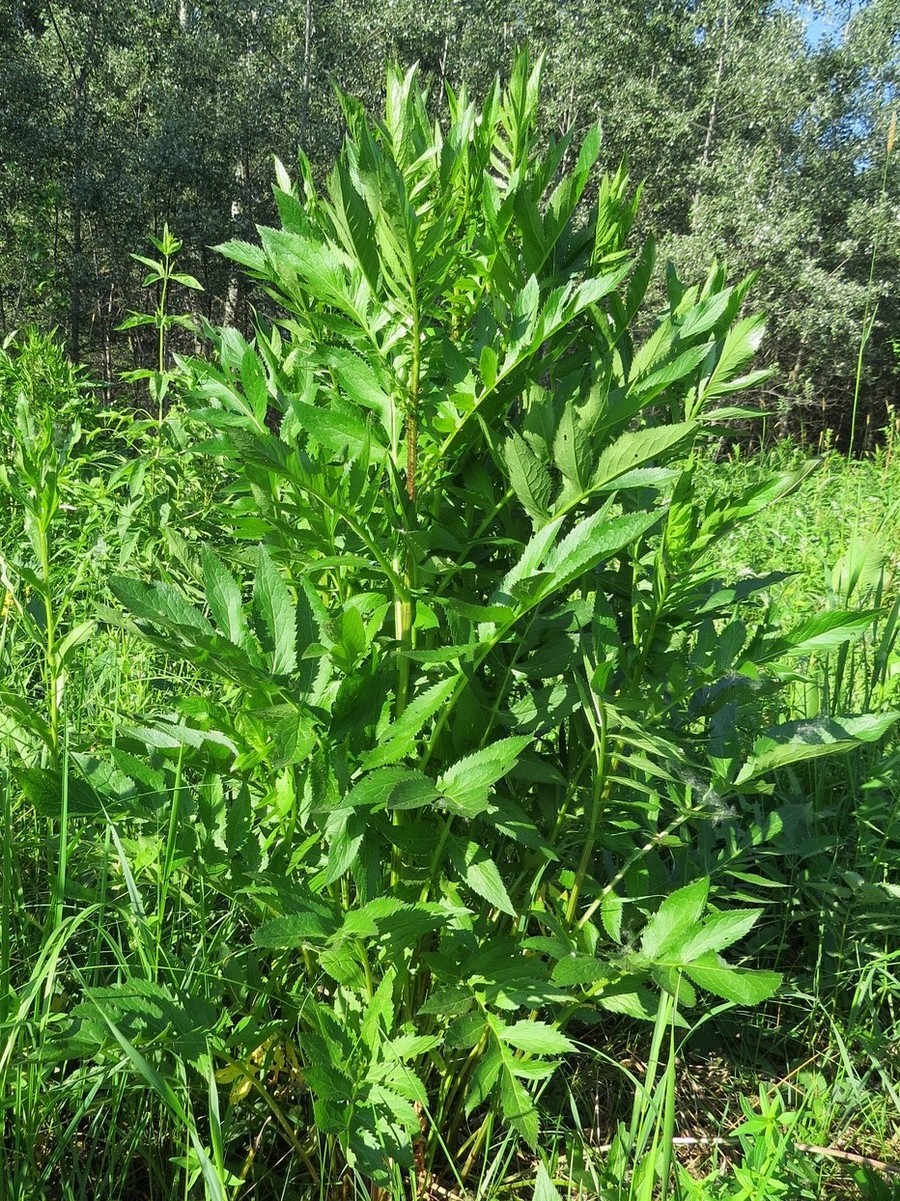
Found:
0,0 -> 896,440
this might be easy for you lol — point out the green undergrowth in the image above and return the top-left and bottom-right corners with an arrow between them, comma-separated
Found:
698,443 -> 900,622
0,54 -> 899,1201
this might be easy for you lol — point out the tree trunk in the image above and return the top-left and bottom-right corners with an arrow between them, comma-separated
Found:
46,2 -> 98,361
693,0 -> 731,212
222,156 -> 246,328
300,0 -> 313,147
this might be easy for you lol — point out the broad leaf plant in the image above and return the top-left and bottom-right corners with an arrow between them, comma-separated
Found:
26,53 -> 893,1191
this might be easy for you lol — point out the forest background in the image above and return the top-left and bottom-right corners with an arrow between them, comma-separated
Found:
0,0 -> 897,446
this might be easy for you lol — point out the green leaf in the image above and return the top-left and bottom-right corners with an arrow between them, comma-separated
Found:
361,675 -> 458,769
253,904 -> 341,948
542,508 -> 660,595
55,620 -> 96,667
465,1047 -> 502,1114
737,712 -> 900,784
641,877 -> 709,960
674,908 -> 763,963
496,518 -> 562,601
215,239 -> 268,272
683,955 -> 781,1006
118,312 -> 156,330
601,894 -> 623,943
322,808 -> 368,885
505,430 -> 552,525
551,956 -> 609,986
597,984 -> 662,1022
201,547 -> 246,646
534,1163 -> 563,1201
172,271 -> 203,290
697,315 -> 767,406
677,290 -> 733,340
240,347 -> 269,427
552,401 -> 590,493
479,344 -> 498,391
111,576 -> 214,636
500,1066 -> 540,1147
589,423 -> 697,495
499,1021 -> 575,1055
437,736 -> 531,817
289,396 -> 386,460
252,548 -> 297,676
760,609 -> 879,662
628,342 -> 714,405
342,766 -> 438,812
447,837 -> 516,916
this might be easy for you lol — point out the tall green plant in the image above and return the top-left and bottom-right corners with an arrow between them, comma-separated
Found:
45,54 -> 895,1195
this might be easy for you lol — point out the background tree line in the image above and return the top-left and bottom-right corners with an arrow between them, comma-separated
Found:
0,0 -> 897,445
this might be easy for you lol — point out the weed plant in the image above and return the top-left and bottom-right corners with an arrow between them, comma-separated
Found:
0,55 -> 898,1201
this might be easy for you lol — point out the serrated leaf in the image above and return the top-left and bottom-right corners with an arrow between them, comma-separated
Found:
673,908 -> 762,963
543,509 -> 659,594
684,954 -> 781,1005
201,547 -> 246,646
447,837 -> 516,916
240,347 -> 269,427
601,893 -> 623,943
500,1068 -> 539,1147
437,736 -> 531,818
253,906 -> 341,947
552,401 -> 589,492
252,548 -> 297,676
111,576 -> 213,636
465,1047 -> 502,1113
551,956 -> 610,986
327,348 -> 394,435
505,430 -> 552,524
215,239 -> 268,271
628,342 -> 714,404
590,423 -> 697,495
496,517 -> 563,601
697,314 -> 767,405
118,312 -> 156,329
677,290 -> 733,340
386,1033 -> 441,1061
289,398 -> 384,459
760,609 -> 879,662
417,985 -> 473,1017
342,766 -> 439,812
322,808 -> 367,885
597,984 -> 662,1022
362,676 -> 458,769
641,877 -> 709,960
499,1021 -> 575,1055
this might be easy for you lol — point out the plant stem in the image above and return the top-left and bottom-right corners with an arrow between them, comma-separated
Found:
565,663 -> 608,925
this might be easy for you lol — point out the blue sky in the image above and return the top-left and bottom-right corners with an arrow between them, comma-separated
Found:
793,1 -> 867,47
